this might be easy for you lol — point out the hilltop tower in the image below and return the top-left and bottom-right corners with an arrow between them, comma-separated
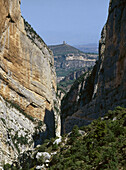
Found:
63,41 -> 66,45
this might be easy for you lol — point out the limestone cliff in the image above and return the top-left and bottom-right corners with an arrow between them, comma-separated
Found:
0,0 -> 60,165
62,0 -> 126,133
0,96 -> 41,165
0,0 -> 57,121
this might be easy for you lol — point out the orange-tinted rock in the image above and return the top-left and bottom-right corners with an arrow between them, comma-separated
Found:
0,0 -> 61,165
0,0 -> 57,121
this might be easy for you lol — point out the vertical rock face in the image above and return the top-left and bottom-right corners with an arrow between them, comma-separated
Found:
0,0 -> 61,165
62,0 -> 126,133
0,0 -> 57,121
0,96 -> 37,165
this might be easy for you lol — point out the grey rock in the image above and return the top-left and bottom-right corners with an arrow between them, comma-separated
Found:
36,152 -> 51,161
62,0 -> 126,133
53,137 -> 62,145
36,165 -> 45,170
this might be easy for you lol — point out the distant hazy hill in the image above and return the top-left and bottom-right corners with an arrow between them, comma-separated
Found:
75,43 -> 98,54
48,42 -> 84,56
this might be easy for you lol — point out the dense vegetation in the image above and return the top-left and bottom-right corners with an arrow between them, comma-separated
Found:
4,107 -> 126,170
50,107 -> 126,169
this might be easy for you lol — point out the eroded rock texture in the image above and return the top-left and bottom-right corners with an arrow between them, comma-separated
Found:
0,0 -> 61,165
0,96 -> 37,165
62,0 -> 126,133
0,0 -> 57,120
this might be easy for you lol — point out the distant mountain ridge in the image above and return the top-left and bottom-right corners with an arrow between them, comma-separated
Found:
74,43 -> 98,54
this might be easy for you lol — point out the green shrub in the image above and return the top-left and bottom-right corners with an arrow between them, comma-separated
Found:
37,145 -> 46,152
11,166 -> 19,170
37,155 -> 44,165
3,163 -> 11,170
49,107 -> 126,170
52,143 -> 58,151
68,125 -> 81,144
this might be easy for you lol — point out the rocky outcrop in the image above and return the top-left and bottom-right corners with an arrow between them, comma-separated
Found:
0,0 -> 61,165
62,0 -> 126,133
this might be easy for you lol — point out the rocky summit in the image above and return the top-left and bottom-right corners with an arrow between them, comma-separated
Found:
61,0 -> 126,133
0,0 -> 60,165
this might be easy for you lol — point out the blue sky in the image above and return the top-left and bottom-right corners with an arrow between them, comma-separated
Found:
21,0 -> 110,46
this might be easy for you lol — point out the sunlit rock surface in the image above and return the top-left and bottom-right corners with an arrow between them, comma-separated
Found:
0,0 -> 61,165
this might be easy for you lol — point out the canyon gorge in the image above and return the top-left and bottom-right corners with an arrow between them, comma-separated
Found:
0,0 -> 126,168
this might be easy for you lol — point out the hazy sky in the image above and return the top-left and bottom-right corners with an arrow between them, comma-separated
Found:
21,0 -> 110,46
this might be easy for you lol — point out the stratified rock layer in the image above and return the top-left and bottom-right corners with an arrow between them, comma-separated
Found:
0,0 -> 57,120
62,0 -> 126,133
0,0 -> 61,165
